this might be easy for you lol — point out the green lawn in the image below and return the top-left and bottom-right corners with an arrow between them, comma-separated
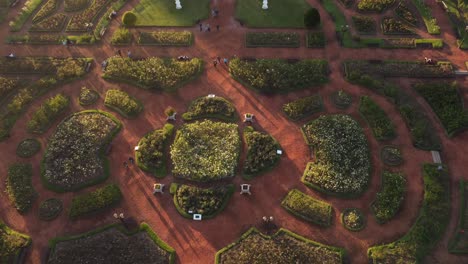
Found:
132,0 -> 210,26
235,0 -> 311,28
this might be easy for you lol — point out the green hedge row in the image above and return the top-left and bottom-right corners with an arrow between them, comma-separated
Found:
448,180 -> 468,253
69,183 -> 122,219
138,31 -> 193,46
281,189 -> 333,227
27,93 -> 69,134
245,32 -> 300,48
282,94 -> 323,120
371,171 -> 406,224
182,96 -> 237,122
359,96 -> 396,141
0,221 -> 31,263
104,89 -> 143,118
6,163 -> 37,213
243,126 -> 281,178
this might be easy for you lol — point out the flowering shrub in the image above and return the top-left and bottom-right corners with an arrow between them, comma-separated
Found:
16,138 -> 41,158
281,189 -> 333,226
371,171 -> 405,223
69,184 -> 122,218
104,89 -> 143,118
0,57 -> 89,76
78,86 -> 99,106
359,96 -> 396,140
229,58 -> 328,93
358,0 -> 395,12
32,0 -> 58,23
30,13 -> 68,31
282,94 -> 323,120
136,124 -> 174,176
341,208 -> 365,231
138,31 -> 193,46
6,163 -> 37,213
102,56 -> 203,91
382,17 -> 414,35
243,126 -> 280,177
174,184 -> 234,218
302,114 -> 370,196
368,164 -> 450,263
27,93 -> 70,134
217,228 -> 344,263
182,96 -> 237,121
245,32 -> 300,48
9,0 -> 43,31
0,77 -> 19,98
42,111 -> 121,192
171,120 -> 240,182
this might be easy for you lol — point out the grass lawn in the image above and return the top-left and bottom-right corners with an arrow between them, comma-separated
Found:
132,0 -> 210,26
235,0 -> 311,28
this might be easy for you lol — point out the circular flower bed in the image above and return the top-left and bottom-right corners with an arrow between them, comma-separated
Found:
331,90 -> 352,109
39,198 -> 63,220
16,138 -> 41,158
78,87 -> 99,106
341,208 -> 365,231
381,145 -> 403,166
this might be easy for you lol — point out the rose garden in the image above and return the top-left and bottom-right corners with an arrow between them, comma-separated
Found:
0,0 -> 468,263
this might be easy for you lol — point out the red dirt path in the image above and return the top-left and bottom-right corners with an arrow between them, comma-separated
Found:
0,0 -> 467,263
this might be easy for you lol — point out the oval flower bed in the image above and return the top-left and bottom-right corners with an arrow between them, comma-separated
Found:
182,96 -> 237,122
380,145 -> 403,166
302,114 -> 371,197
371,171 -> 406,224
136,124 -> 174,177
172,184 -> 234,219
42,110 -> 121,192
331,90 -> 352,109
341,208 -> 365,231
39,198 -> 63,221
78,87 -> 99,106
16,138 -> 41,158
282,94 -> 323,120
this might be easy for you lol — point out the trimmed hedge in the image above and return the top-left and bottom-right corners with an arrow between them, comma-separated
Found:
413,81 -> 468,137
358,0 -> 395,12
331,90 -> 352,109
245,32 -> 300,48
341,208 -> 365,231
27,93 -> 70,134
381,17 -> 415,35
136,124 -> 174,177
69,184 -> 122,219
0,221 -> 31,263
78,86 -> 99,106
111,28 -> 132,45
411,0 -> 440,34
368,164 -> 450,263
243,126 -> 281,178
229,58 -> 328,94
282,94 -> 323,120
104,89 -> 143,118
380,145 -> 403,166
138,31 -> 193,46
371,171 -> 406,224
182,96 -> 237,122
448,180 -> 468,253
359,96 -> 396,141
16,138 -> 41,158
215,228 -> 345,264
281,189 -> 333,227
39,198 -> 63,221
352,15 -> 376,34
343,60 -> 454,78
306,31 -> 326,48
172,184 -> 234,219
6,163 -> 37,214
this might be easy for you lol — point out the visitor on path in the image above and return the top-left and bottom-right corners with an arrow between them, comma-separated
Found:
199,23 -> 202,31
127,50 -> 132,58
213,60 -> 218,67
217,56 -> 221,63
123,161 -> 128,169
128,157 -> 134,165
205,24 -> 210,32
216,25 -> 219,31
101,60 -> 108,71
6,52 -> 15,58
109,10 -> 117,19
223,58 -> 229,65
116,49 -> 122,56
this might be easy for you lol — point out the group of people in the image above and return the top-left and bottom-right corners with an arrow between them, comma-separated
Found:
213,56 -> 229,67
123,157 -> 134,170
199,23 -> 220,32
115,49 -> 132,58
424,56 -> 436,65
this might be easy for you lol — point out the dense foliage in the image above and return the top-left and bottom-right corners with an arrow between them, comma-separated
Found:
359,96 -> 396,140
358,0 -> 395,12
382,17 -> 414,34
78,86 -> 99,106
30,13 -> 67,31
245,32 -> 300,47
229,58 -> 328,93
302,115 -> 370,196
304,8 -> 321,28
27,93 -> 69,134
136,124 -> 174,176
448,180 -> 468,253
32,0 -> 58,23
368,164 -> 450,263
42,111 -> 121,192
111,28 -> 132,44
352,15 -> 376,33
243,126 -> 280,177
306,31 -> 326,47
182,96 -> 237,121
341,208 -> 365,231
281,189 -> 333,226
217,228 -> 344,264
6,163 -> 37,213
282,94 -> 323,120
0,221 -> 31,263
104,89 -> 143,118
174,184 -> 233,218
39,198 -> 63,220
372,171 -> 406,224
331,90 -> 352,109
66,0 -> 110,31
122,11 -> 137,26
0,57 -> 90,78
413,82 -> 468,136
395,2 -> 418,25
16,138 -> 41,158
0,77 -> 19,98
69,184 -> 122,219
138,31 -> 193,46
344,60 -> 453,78
380,145 -> 403,166
102,56 -> 203,91
171,120 -> 240,182
64,0 -> 88,12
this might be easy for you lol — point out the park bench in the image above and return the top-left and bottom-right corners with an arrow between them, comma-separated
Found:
85,61 -> 92,72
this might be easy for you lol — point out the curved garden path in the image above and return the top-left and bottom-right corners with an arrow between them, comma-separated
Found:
0,0 -> 467,263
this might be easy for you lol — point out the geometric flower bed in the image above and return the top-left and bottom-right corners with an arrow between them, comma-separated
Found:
136,124 -> 174,177
42,110 -> 121,192
181,96 -> 237,122
368,164 -> 450,263
380,146 -> 403,166
331,90 -> 352,109
281,189 -> 333,227
138,31 -> 193,46
102,56 -> 203,92
245,32 -> 300,48
229,58 -> 329,93
371,171 -> 406,224
359,96 -> 395,141
302,114 -> 371,196
104,89 -> 143,118
27,93 -> 70,134
39,198 -> 63,221
170,120 -> 240,182
78,87 -> 99,106
448,180 -> 468,253
47,223 -> 175,264
171,183 -> 234,219
0,221 -> 31,263
282,94 -> 323,120
69,183 -> 122,219
243,126 -> 281,179
341,208 -> 365,232
6,163 -> 37,214
215,228 -> 345,263
343,60 -> 454,78
16,138 -> 41,158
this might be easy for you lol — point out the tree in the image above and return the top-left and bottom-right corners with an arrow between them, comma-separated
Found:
122,11 -> 137,26
304,8 -> 320,28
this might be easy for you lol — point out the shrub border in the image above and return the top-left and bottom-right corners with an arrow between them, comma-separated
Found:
358,96 -> 397,141
0,221 -> 32,263
280,189 -> 333,227
448,180 -> 468,254
330,90 -> 353,109
38,198 -> 63,221
370,171 -> 406,225
341,208 -> 366,232
137,31 -> 194,46
245,32 -> 300,48
40,110 -> 122,193
181,96 -> 239,122
281,94 -> 324,121
104,89 -> 144,119
78,89 -> 99,106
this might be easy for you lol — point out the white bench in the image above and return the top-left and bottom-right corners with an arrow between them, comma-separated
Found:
240,184 -> 251,195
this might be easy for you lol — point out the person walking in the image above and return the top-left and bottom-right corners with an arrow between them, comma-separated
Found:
199,23 -> 202,31
128,157 -> 134,165
207,25 -> 211,32
127,50 -> 132,58
216,25 -> 220,31
123,161 -> 128,170
116,49 -> 122,56
223,58 -> 229,65
213,60 -> 218,67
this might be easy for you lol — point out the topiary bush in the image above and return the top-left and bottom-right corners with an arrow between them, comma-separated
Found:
78,87 -> 99,106
39,198 -> 63,221
122,11 -> 137,26
341,208 -> 365,231
380,145 -> 403,166
304,8 -> 320,28
16,138 -> 41,158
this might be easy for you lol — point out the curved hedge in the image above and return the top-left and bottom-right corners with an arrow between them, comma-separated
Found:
371,171 -> 406,224
359,96 -> 396,141
69,183 -> 122,219
281,189 -> 333,227
104,89 -> 143,118
6,163 -> 37,213
243,126 -> 281,179
282,94 -> 323,120
182,96 -> 237,122
136,124 -> 174,177
341,208 -> 365,231
39,198 -> 63,221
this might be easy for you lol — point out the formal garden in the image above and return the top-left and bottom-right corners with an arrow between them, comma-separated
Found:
0,0 -> 467,263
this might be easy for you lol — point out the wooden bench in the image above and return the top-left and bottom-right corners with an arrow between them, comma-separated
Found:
100,27 -> 107,37
85,62 -> 92,72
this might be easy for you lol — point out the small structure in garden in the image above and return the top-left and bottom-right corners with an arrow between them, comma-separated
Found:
175,0 -> 182,10
165,106 -> 177,121
207,94 -> 216,98
244,113 -> 254,122
262,0 -> 268,10
153,183 -> 165,194
193,214 -> 202,220
240,184 -> 251,195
